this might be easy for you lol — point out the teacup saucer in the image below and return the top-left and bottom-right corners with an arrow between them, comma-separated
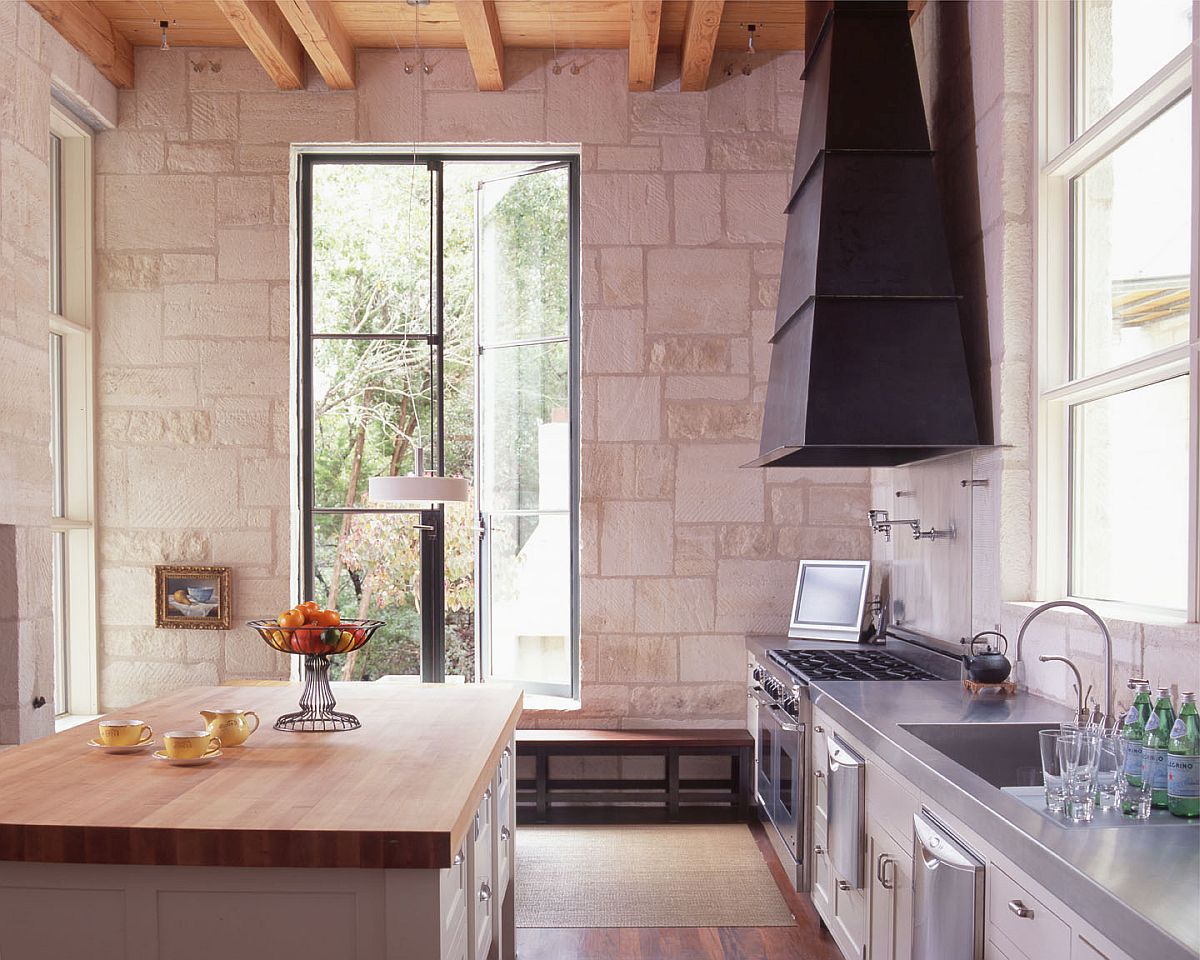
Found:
152,749 -> 222,767
88,738 -> 155,755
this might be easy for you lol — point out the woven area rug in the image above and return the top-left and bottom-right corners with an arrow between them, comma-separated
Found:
515,824 -> 796,928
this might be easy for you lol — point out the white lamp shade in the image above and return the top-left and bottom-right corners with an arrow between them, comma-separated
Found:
369,474 -> 471,504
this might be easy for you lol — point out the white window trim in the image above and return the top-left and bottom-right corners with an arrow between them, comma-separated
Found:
1035,1 -> 1199,622
49,104 -> 99,717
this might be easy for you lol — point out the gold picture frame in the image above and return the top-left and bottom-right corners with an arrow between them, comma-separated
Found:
155,565 -> 232,630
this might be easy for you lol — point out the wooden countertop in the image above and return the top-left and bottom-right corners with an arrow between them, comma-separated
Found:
0,683 -> 522,870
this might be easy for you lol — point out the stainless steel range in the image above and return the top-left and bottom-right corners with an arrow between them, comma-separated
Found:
748,640 -> 957,892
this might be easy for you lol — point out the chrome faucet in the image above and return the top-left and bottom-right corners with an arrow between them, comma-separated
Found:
1015,600 -> 1113,722
1037,655 -> 1092,726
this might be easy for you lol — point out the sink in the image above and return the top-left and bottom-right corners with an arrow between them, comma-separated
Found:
900,721 -> 1055,788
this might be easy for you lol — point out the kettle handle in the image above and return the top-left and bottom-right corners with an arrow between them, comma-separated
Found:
962,630 -> 1008,656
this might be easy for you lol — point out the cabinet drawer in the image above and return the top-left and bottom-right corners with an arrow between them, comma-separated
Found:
811,809 -> 832,922
988,865 -> 1069,960
866,763 -> 917,850
440,843 -> 468,951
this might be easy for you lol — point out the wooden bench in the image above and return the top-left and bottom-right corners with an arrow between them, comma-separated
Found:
515,728 -> 753,822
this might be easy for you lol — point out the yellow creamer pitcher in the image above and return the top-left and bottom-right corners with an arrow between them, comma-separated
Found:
200,708 -> 261,747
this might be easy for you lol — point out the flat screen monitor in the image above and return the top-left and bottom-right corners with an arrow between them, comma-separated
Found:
788,559 -> 871,641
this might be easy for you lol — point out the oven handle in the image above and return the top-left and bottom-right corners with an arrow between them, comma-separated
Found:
767,703 -> 799,733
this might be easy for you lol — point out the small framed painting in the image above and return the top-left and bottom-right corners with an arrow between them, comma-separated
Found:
155,565 -> 231,630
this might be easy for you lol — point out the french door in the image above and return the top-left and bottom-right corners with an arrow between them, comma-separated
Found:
299,152 -> 579,694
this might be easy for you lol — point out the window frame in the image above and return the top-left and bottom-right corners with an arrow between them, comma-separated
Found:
295,148 -> 581,696
1036,2 -> 1199,621
48,104 -> 99,719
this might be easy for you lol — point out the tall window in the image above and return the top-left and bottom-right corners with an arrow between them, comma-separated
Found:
49,106 -> 98,718
1038,1 -> 1197,618
299,152 -> 579,697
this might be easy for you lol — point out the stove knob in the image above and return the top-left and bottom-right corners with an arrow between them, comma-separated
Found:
752,666 -> 764,683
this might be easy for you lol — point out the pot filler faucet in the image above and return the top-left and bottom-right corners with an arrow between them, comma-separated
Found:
1015,600 -> 1113,724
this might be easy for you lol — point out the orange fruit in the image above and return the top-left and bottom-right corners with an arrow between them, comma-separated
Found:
277,609 -> 305,629
313,609 -> 341,627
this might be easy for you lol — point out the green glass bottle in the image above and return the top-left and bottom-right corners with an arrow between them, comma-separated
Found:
1167,692 -> 1199,819
1142,687 -> 1176,809
1122,682 -> 1152,787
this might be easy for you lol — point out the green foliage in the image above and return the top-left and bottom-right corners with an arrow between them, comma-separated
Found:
307,161 -> 568,683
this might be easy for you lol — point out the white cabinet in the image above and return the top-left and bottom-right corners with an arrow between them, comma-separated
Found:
867,819 -> 912,960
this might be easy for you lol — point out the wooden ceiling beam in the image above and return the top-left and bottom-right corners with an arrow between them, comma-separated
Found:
28,1 -> 134,89
628,1 -> 662,92
275,0 -> 355,89
679,0 -> 724,92
214,0 -> 305,90
454,1 -> 505,92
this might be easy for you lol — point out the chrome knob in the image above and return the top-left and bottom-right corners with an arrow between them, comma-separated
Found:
453,850 -> 464,866
500,826 -> 511,842
837,880 -> 852,891
814,845 -> 824,855
814,725 -> 825,733
479,882 -> 493,903
483,787 -> 492,802
502,746 -> 512,760
814,770 -> 824,779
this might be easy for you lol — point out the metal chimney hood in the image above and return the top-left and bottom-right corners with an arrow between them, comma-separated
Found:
749,0 -> 983,469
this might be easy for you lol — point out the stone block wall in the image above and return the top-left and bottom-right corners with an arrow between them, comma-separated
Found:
0,2 -> 116,742
93,43 -> 874,722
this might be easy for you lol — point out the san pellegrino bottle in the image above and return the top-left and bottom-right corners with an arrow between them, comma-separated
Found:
1122,682 -> 1152,786
1142,687 -> 1176,809
1167,692 -> 1199,818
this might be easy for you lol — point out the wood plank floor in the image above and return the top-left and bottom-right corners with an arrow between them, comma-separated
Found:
515,820 -> 843,960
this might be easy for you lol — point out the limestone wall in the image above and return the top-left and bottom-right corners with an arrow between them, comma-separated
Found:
92,43 -> 876,723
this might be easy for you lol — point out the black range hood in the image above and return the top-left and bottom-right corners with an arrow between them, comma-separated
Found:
748,0 -> 983,469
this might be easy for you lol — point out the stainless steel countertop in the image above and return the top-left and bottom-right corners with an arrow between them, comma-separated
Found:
749,634 -> 1200,960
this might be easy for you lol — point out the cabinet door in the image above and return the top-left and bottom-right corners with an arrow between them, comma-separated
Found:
812,810 -> 833,922
867,828 -> 895,960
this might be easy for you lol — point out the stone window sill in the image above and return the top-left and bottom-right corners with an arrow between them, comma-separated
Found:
522,694 -> 582,712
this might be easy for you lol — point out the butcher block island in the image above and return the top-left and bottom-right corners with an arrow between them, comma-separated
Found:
0,683 -> 522,960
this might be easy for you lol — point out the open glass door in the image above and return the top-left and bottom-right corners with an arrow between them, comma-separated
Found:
475,162 -> 576,698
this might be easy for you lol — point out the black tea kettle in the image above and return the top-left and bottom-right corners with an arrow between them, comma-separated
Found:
960,630 -> 1012,684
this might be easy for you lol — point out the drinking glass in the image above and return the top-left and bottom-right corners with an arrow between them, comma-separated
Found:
1095,735 -> 1123,811
1039,729 -> 1068,812
1058,731 -> 1101,822
1121,774 -> 1153,820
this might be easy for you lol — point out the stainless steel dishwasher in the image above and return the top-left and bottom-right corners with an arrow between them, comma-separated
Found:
912,809 -> 985,960
826,734 -> 865,889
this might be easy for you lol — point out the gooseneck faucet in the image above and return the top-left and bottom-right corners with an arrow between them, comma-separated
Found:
1015,600 -> 1113,721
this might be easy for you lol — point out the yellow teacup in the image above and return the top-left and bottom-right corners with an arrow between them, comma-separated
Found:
163,730 -> 221,760
98,719 -> 153,747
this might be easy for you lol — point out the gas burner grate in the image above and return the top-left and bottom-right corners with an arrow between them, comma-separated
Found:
768,648 -> 943,683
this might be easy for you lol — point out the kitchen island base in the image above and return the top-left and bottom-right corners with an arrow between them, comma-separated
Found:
0,859 -> 512,960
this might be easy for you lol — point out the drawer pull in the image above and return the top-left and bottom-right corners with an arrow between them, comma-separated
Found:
500,826 -> 511,842
876,853 -> 894,890
814,845 -> 824,856
453,850 -> 464,866
479,882 -> 493,903
814,725 -> 825,733
813,770 -> 824,779
483,787 -> 492,802
1008,899 -> 1035,919
502,746 -> 511,760
837,879 -> 852,891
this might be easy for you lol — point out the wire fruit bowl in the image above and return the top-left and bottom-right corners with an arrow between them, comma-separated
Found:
247,619 -> 384,732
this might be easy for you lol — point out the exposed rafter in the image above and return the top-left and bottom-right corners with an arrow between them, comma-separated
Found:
679,0 -> 724,93
627,1 -> 662,93
275,0 -> 355,90
454,1 -> 505,92
28,0 -> 134,89
214,0 -> 306,90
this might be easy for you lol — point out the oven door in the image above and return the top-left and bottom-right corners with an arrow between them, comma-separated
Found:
773,707 -> 805,861
755,692 -> 776,819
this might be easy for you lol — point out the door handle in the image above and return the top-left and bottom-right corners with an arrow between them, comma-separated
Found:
1008,899 -> 1035,919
